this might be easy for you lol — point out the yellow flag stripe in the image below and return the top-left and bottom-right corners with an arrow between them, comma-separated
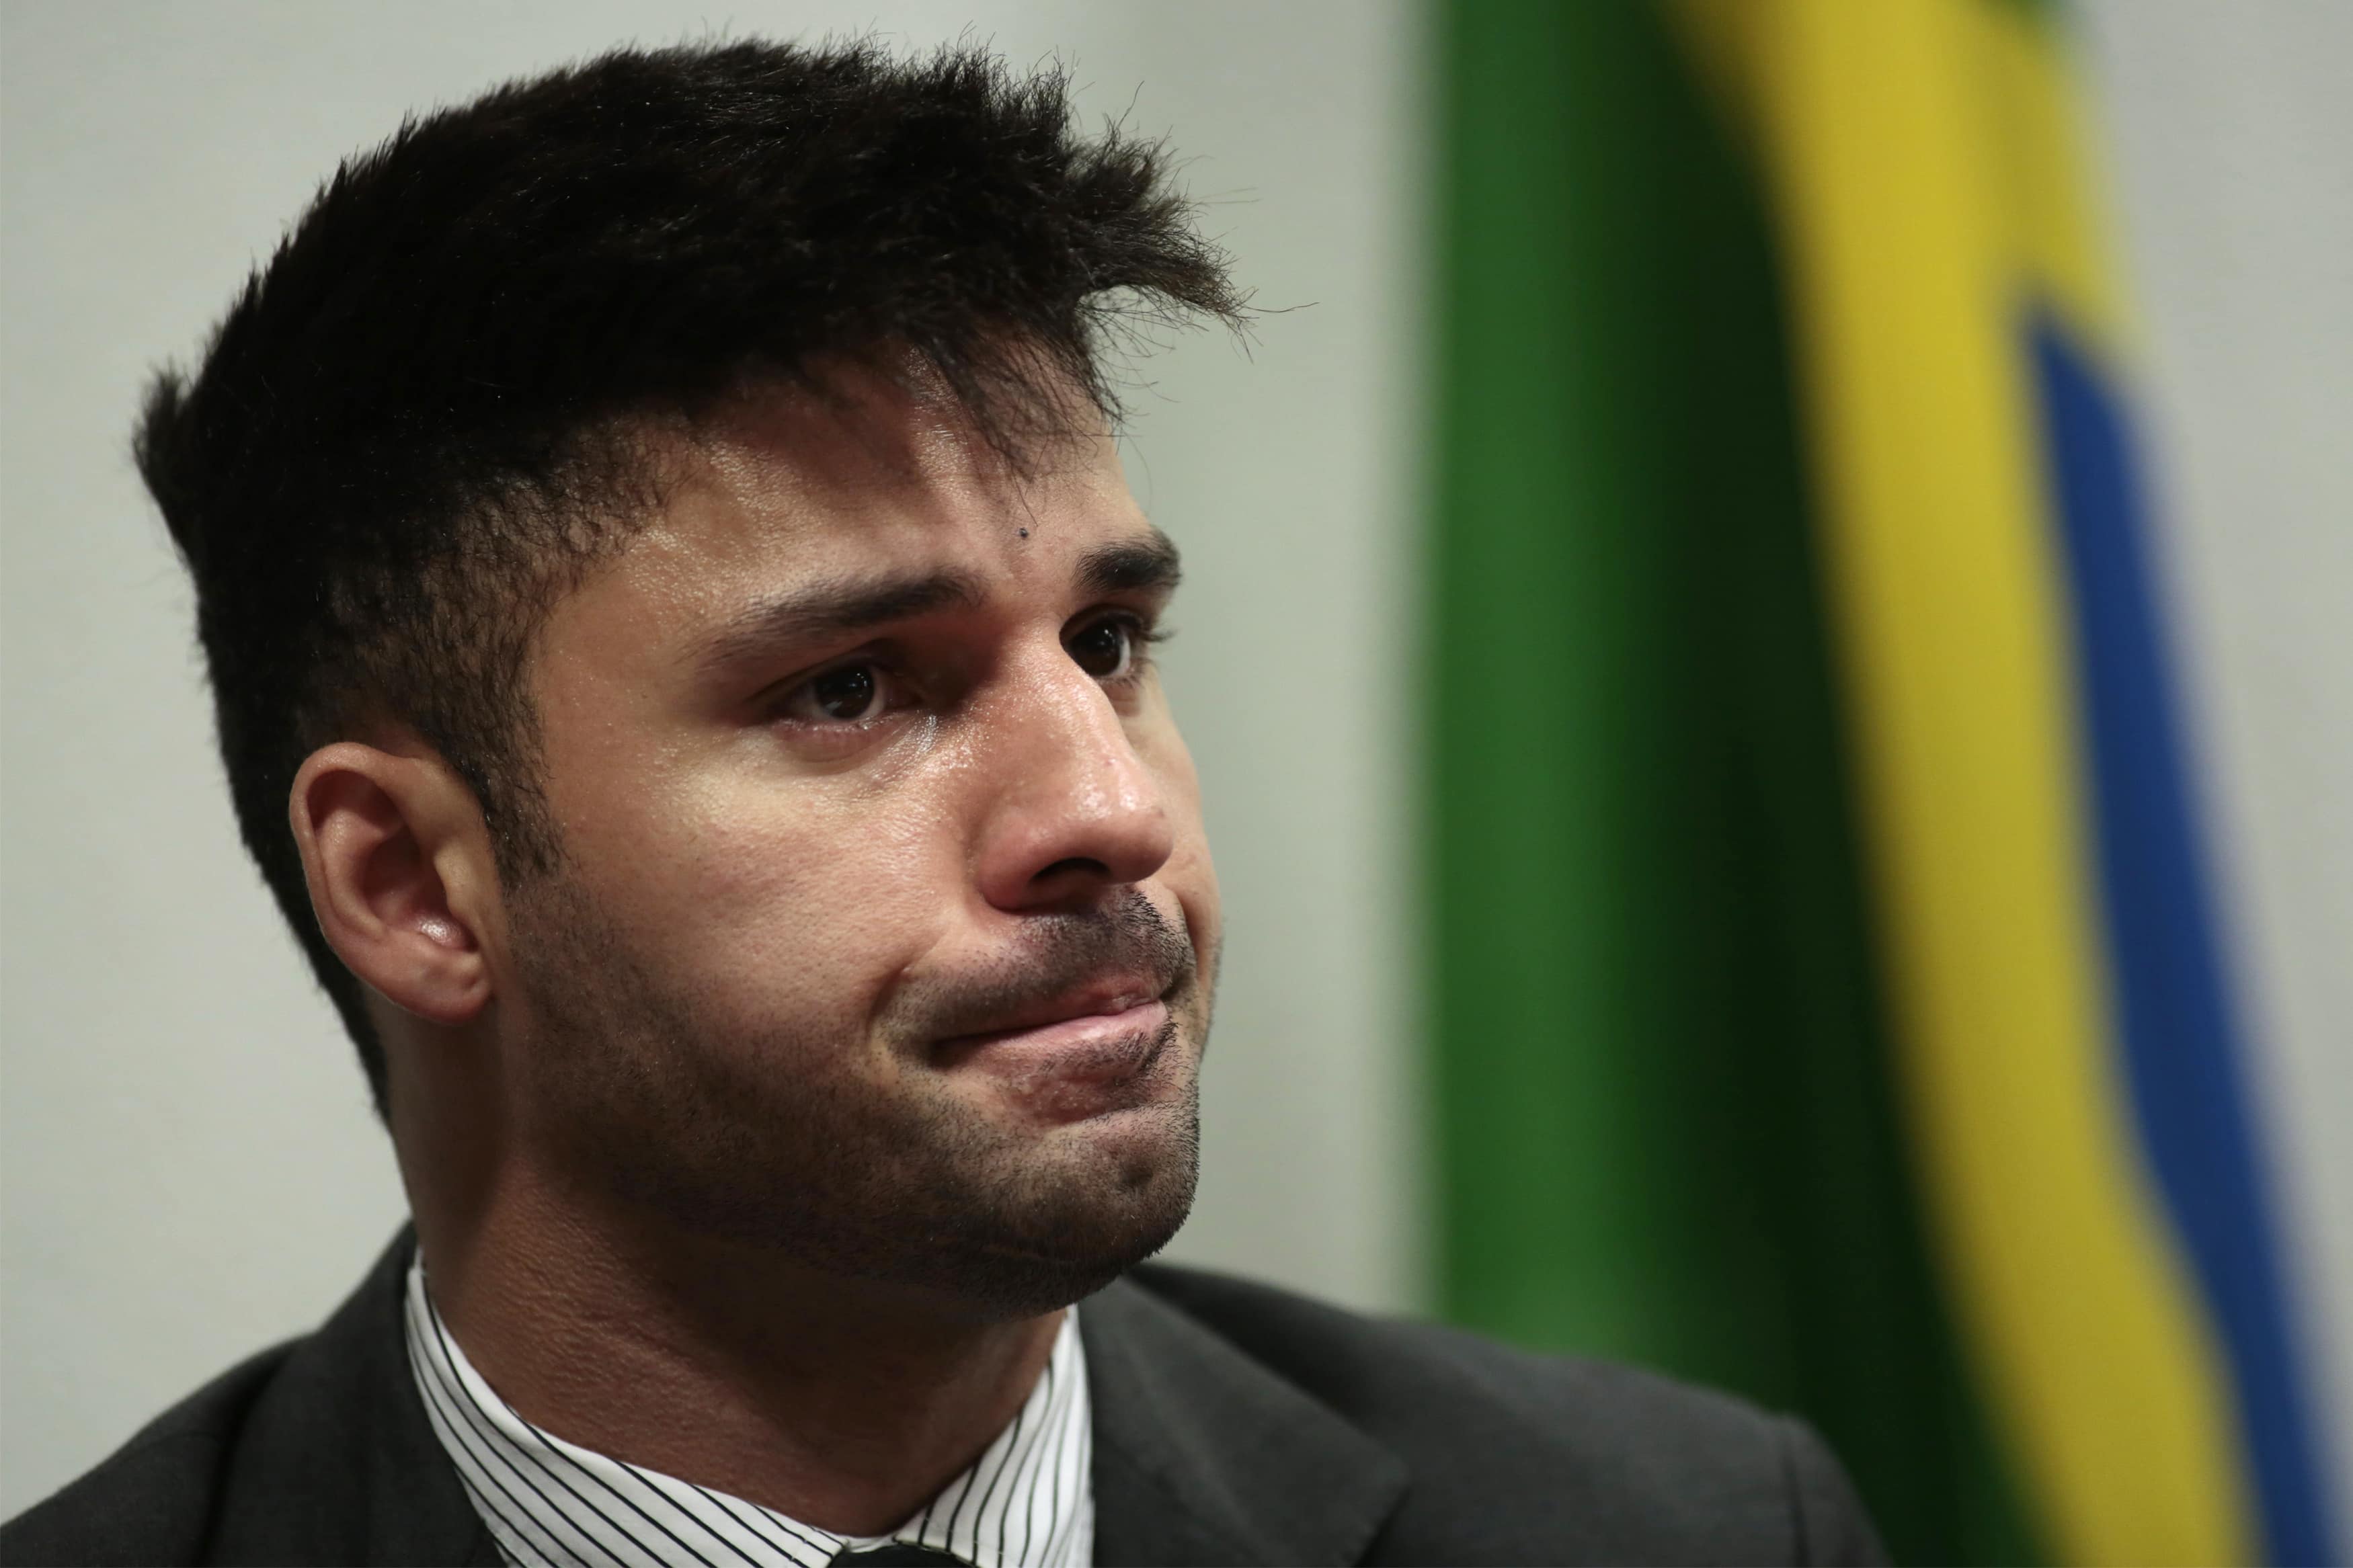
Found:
1670,1 -> 2253,1561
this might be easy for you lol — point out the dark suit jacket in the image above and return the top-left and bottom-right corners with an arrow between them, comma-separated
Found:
3,1234 -> 1886,1565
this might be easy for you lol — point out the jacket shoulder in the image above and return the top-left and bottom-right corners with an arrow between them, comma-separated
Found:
9,1233 -> 491,1568
1,1340 -> 297,1567
1122,1262 -> 1885,1565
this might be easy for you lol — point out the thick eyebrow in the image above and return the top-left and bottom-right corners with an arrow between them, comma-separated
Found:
1076,528 -> 1183,597
690,569 -> 986,677
686,528 -> 1180,680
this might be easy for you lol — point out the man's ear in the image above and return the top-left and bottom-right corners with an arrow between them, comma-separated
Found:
289,741 -> 499,1026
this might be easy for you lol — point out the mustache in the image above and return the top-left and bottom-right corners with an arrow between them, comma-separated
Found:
883,888 -> 1197,1047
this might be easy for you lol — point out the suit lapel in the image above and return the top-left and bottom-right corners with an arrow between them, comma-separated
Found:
206,1229 -> 497,1566
202,1231 -> 1407,1567
1080,1276 -> 1406,1567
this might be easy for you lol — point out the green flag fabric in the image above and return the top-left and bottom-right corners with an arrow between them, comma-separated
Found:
1424,4 -> 2038,1561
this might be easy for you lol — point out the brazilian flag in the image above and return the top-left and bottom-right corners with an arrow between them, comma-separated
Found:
1425,2 -> 2339,1563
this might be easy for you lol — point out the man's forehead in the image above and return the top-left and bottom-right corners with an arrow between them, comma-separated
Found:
640,368 -> 1138,566
560,374 -> 1164,669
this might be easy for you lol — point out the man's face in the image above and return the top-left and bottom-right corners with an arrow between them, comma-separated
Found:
489,376 -> 1219,1317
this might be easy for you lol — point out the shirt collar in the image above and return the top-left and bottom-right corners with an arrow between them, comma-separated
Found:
403,1259 -> 1094,1568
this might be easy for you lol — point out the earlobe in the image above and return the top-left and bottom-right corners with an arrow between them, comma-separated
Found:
290,743 -> 494,1027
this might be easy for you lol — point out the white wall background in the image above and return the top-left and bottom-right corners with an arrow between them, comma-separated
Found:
5,0 -> 2348,1538
0,0 -> 1425,1516
2076,0 -> 2353,1522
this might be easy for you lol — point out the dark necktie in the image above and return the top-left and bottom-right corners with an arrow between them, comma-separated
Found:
827,1544 -> 974,1567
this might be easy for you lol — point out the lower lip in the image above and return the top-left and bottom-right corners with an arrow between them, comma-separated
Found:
936,999 -> 1172,1109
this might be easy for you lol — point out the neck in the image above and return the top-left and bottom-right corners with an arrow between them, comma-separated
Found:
405,1155 -> 1062,1536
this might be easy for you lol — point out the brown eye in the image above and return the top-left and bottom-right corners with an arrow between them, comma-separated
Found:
1069,618 -> 1133,679
808,663 -> 881,721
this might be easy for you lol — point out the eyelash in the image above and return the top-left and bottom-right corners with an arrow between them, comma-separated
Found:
1088,612 -> 1172,682
772,611 -> 1170,730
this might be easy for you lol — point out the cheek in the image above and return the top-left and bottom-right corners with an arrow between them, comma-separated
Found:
1134,719 -> 1220,949
558,748 -> 967,1028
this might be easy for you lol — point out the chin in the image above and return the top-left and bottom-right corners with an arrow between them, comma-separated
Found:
513,880 -> 1209,1319
904,1094 -> 1203,1319
567,1061 -> 1203,1321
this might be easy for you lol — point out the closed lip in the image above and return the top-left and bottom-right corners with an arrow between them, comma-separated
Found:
933,973 -> 1174,1055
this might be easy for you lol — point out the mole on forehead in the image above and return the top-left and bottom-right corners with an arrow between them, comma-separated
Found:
640,419 -> 1129,576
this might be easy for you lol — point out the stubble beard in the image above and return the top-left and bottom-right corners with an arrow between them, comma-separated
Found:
502,874 -> 1209,1319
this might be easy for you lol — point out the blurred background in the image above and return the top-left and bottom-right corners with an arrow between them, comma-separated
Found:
2,1 -> 2346,1561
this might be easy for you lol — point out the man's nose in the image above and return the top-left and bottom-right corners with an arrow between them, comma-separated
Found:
969,645 -> 1176,913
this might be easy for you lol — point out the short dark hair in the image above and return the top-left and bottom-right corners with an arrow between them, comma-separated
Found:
134,38 -> 1244,1110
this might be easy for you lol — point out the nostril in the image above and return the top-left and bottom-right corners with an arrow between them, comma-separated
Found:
1033,856 -> 1111,889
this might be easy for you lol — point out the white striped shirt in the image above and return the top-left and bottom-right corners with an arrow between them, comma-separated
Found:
403,1261 -> 1094,1568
